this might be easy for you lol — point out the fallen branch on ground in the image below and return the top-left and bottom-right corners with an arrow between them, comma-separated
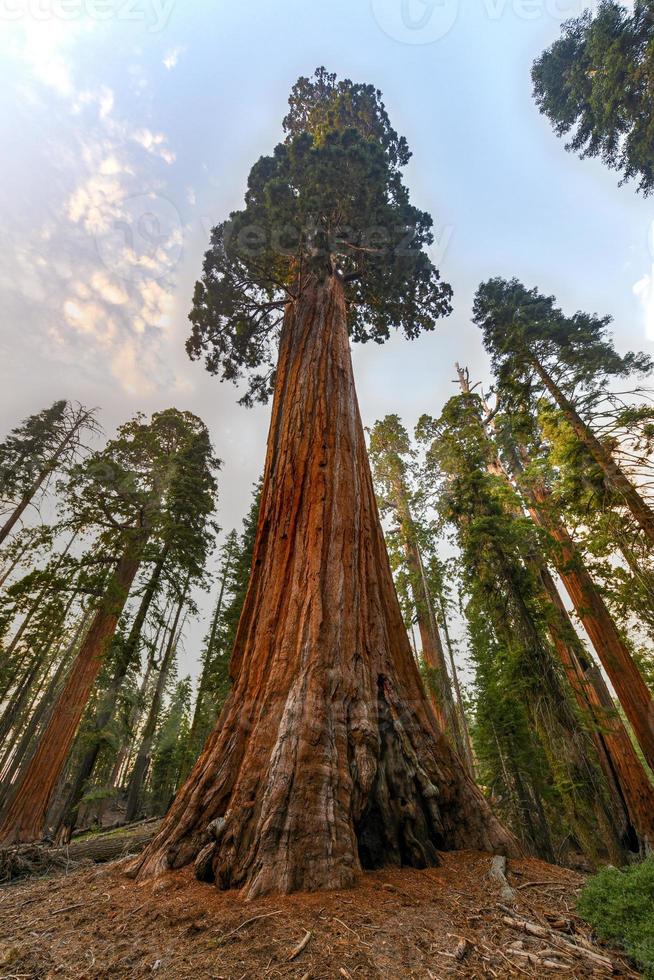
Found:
489,854 -> 516,902
0,819 -> 162,883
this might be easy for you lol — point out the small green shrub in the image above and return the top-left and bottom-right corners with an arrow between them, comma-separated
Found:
577,858 -> 654,977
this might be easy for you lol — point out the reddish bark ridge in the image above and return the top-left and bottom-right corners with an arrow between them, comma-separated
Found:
130,275 -> 516,899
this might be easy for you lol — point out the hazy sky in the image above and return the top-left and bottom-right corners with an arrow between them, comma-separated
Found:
1,0 -> 652,676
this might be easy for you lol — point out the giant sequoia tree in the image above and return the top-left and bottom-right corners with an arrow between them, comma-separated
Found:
532,1 -> 654,195
131,69 -> 514,898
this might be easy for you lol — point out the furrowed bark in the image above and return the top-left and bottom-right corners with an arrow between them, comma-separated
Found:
129,274 -> 516,899
0,544 -> 145,844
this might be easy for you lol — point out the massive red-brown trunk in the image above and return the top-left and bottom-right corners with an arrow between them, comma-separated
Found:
130,275 -> 515,898
527,484 -> 654,775
0,547 -> 143,844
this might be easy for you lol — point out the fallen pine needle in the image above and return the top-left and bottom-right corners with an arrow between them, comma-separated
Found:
51,903 -> 85,916
517,881 -> 567,891
214,909 -> 283,946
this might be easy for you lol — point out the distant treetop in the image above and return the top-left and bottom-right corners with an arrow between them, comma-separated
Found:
532,1 -> 654,195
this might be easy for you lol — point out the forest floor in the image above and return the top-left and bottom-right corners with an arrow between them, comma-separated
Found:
0,849 -> 640,979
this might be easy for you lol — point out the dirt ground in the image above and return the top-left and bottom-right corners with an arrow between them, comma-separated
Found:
0,850 -> 639,979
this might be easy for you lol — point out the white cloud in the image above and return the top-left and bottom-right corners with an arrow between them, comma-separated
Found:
67,174 -> 125,230
634,275 -> 654,341
131,128 -> 176,164
139,279 -> 174,329
2,22 -> 183,397
163,47 -> 183,70
633,220 -> 654,341
91,272 -> 129,306
63,299 -> 116,347
111,338 -> 154,395
1,19 -> 93,98
99,155 -> 132,176
72,86 -> 115,119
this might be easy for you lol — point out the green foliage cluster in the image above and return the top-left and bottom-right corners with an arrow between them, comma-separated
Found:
0,400 -> 68,504
473,277 -> 651,412
578,859 -> 654,975
532,1 -> 654,194
149,676 -> 193,815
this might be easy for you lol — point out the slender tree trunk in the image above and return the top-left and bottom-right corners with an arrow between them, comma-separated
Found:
110,607 -> 173,792
0,535 -> 35,589
398,504 -> 451,729
490,546 -> 622,863
487,716 -> 554,862
111,655 -> 157,791
125,586 -> 188,823
0,586 -> 78,743
0,534 -> 78,703
456,388 -> 623,857
0,653 -> 44,747
0,478 -> 49,547
0,612 -> 89,804
185,543 -> 235,765
531,358 -> 654,546
0,542 -> 145,844
511,757 -> 556,863
538,567 -> 654,852
464,372 -> 654,833
130,274 -> 515,898
526,481 -> 654,773
438,599 -> 475,774
56,550 -> 168,836
400,507 -> 472,771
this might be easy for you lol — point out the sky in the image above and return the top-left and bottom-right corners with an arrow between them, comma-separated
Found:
1,0 -> 653,677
